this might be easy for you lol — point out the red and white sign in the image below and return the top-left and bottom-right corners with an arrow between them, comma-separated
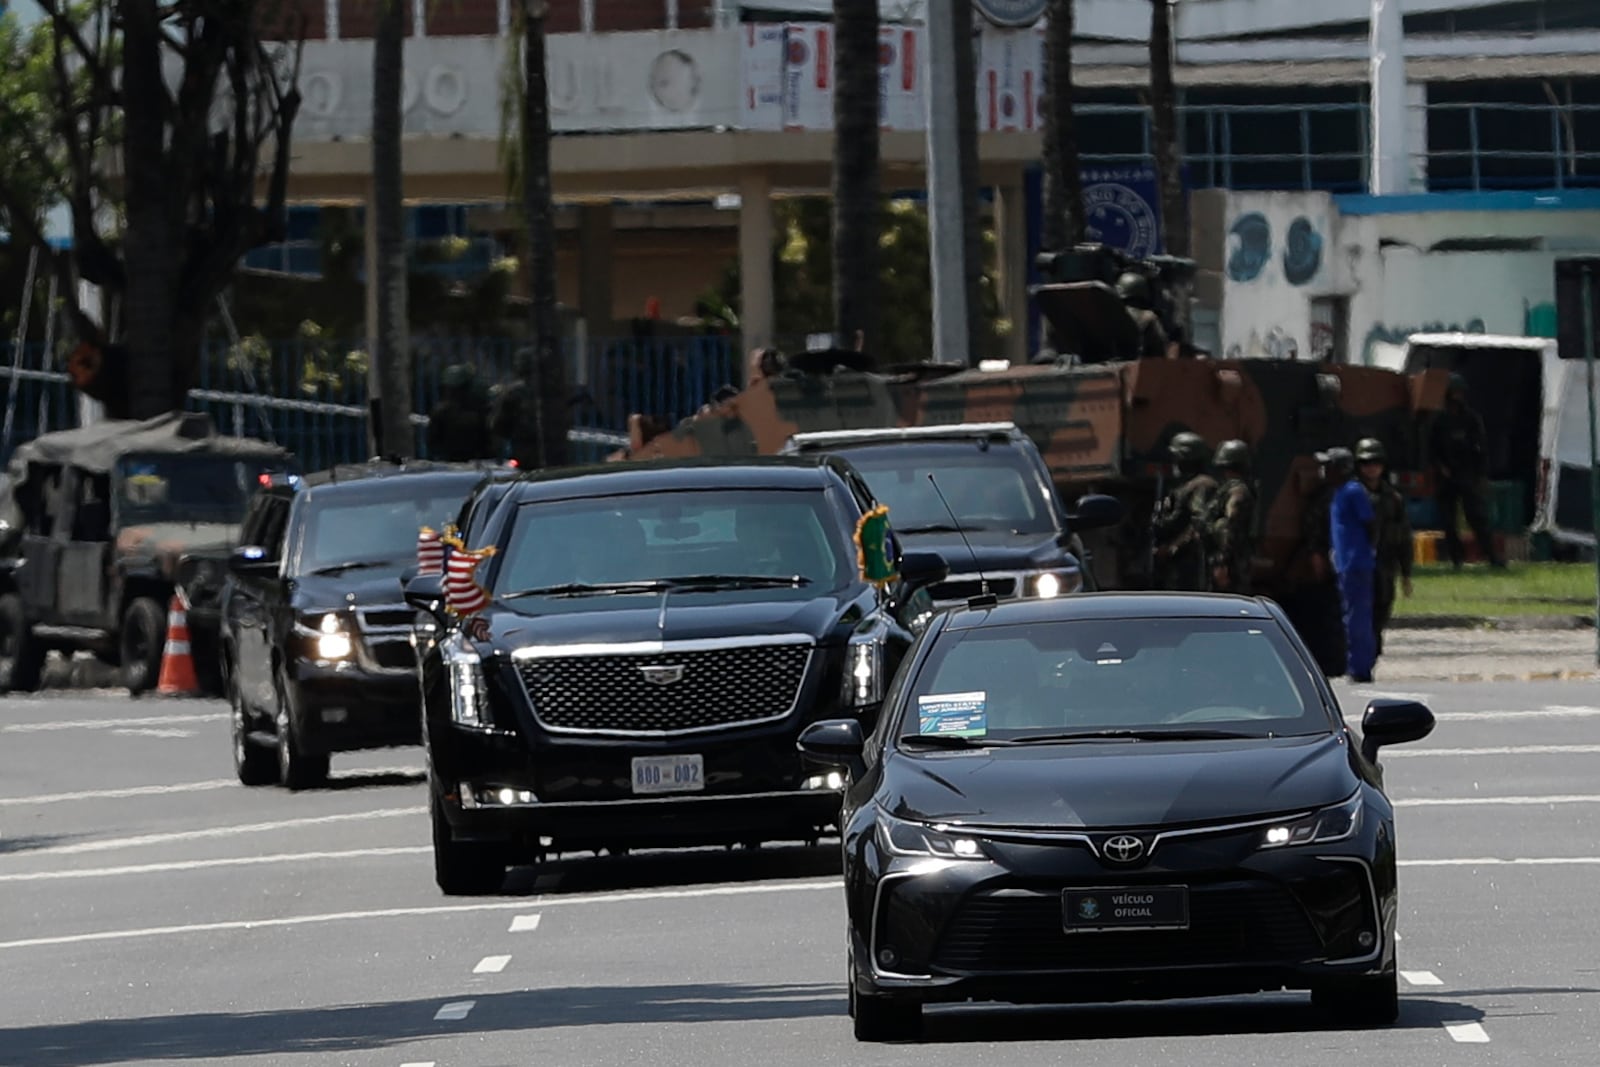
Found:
740,22 -> 786,132
977,24 -> 1042,132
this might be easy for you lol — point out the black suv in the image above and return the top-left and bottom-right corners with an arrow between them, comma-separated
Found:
781,423 -> 1123,610
221,460 -> 501,789
404,455 -> 949,895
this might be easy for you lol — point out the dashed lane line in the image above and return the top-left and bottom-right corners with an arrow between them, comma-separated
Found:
1401,971 -> 1444,986
1402,856 -> 1600,867
474,955 -> 512,974
0,770 -> 425,807
0,880 -> 841,951
0,713 -> 225,733
1386,744 -> 1600,758
399,1062 -> 436,1067
0,847 -> 432,884
433,1001 -> 475,1022
1393,794 -> 1600,808
29,806 -> 426,855
509,914 -> 542,933
1447,1023 -> 1493,1044
1432,706 -> 1600,722
109,728 -> 197,739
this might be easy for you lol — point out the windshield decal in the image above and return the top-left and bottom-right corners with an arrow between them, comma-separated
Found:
918,691 -> 988,738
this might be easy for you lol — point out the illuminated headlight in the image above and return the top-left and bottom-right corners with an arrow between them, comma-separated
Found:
1030,569 -> 1082,598
844,623 -> 887,707
443,633 -> 490,729
1258,791 -> 1363,850
296,613 -> 353,660
876,810 -> 987,860
803,772 -> 846,791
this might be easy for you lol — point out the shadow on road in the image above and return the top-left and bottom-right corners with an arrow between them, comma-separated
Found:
502,842 -> 843,896
321,770 -> 427,792
0,833 -> 84,855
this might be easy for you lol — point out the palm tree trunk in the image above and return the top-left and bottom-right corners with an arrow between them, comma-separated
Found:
371,0 -> 411,457
831,0 -> 880,359
522,1 -> 566,467
1150,0 -> 1187,257
1040,0 -> 1085,252
953,0 -> 987,363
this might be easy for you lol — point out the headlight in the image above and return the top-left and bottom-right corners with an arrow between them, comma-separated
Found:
1258,791 -> 1363,850
876,810 -> 987,860
443,632 -> 490,729
295,613 -> 352,661
1030,569 -> 1082,598
844,620 -> 888,707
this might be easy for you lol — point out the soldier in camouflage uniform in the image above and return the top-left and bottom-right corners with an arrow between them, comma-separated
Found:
1208,439 -> 1257,595
1357,437 -> 1413,659
490,347 -> 539,467
1151,431 -> 1218,591
1116,272 -> 1171,359
425,363 -> 494,461
1429,373 -> 1504,569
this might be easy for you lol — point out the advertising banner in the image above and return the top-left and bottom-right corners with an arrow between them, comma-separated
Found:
740,22 -> 787,132
976,24 -> 1040,132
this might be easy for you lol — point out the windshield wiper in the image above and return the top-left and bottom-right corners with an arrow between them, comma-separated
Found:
306,560 -> 399,577
1008,728 -> 1265,744
899,733 -> 1012,749
659,573 -> 812,589
897,523 -> 988,534
499,580 -> 675,600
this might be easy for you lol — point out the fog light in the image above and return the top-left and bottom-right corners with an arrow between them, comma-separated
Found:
1358,931 -> 1376,949
877,947 -> 898,967
951,838 -> 979,857
803,773 -> 847,791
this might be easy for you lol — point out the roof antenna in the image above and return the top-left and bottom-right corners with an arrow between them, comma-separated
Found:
926,473 -> 997,610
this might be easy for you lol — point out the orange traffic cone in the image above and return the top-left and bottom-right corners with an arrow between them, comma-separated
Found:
157,591 -> 202,696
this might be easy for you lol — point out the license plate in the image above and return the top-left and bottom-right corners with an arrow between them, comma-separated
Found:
1063,885 -> 1190,932
630,754 -> 705,795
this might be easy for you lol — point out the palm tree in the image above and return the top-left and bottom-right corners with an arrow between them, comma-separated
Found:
521,0 -> 566,467
831,0 -> 880,359
1149,0 -> 1187,258
371,0 -> 412,457
1040,0 -> 1085,252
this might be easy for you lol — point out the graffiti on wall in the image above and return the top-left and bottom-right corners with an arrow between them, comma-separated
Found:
1226,212 -> 1326,288
1225,327 -> 1302,361
1361,318 -> 1487,363
1282,218 -> 1324,287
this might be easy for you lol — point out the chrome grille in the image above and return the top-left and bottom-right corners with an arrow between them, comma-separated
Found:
515,640 -> 814,736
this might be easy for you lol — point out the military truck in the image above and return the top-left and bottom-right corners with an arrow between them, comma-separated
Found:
0,413 -> 295,695
609,244 -> 1453,675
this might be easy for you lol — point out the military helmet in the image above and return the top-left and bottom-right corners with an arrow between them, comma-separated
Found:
1168,431 -> 1210,465
1354,437 -> 1387,463
1319,446 -> 1355,476
1116,271 -> 1152,308
1447,372 -> 1468,396
442,363 -> 475,389
1214,438 -> 1251,471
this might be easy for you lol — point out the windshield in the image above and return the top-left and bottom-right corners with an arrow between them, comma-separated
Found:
838,444 -> 1055,535
114,453 -> 280,525
292,482 -> 475,577
494,488 -> 852,596
899,617 -> 1330,744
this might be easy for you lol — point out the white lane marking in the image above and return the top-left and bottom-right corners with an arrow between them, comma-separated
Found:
474,955 -> 511,974
34,806 -> 425,856
0,847 -> 431,884
0,769 -> 423,807
1447,1022 -> 1492,1044
0,713 -> 225,733
1387,744 -> 1600,758
400,1062 -> 436,1067
1394,794 -> 1600,808
1434,706 -> 1600,722
509,914 -> 542,933
1403,857 -> 1600,867
110,728 -> 196,739
0,879 -> 841,951
1401,970 -> 1444,986
433,1001 -> 475,1022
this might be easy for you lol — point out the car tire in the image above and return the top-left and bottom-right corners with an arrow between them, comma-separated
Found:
0,593 -> 46,694
1312,968 -> 1399,1026
848,948 -> 921,1042
274,666 -> 330,791
230,674 -> 277,787
119,596 -> 168,695
430,789 -> 507,896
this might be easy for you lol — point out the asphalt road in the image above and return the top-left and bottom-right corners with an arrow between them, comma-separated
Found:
2,678 -> 1598,1066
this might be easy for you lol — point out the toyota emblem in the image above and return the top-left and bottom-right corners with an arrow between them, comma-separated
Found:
1103,835 -> 1146,863
640,664 -> 685,686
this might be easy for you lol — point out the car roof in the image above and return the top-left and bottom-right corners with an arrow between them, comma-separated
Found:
786,422 -> 1024,451
292,463 -> 495,507
295,460 -> 501,491
942,591 -> 1278,631
504,455 -> 844,502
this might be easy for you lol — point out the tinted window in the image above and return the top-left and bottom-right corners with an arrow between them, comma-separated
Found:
292,482 -> 471,577
114,453 -> 280,525
900,617 -> 1327,741
839,444 -> 1055,534
495,488 -> 852,594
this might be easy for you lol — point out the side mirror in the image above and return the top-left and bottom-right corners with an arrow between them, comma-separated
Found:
228,546 -> 279,579
798,718 -> 867,781
898,551 -> 949,590
1066,493 -> 1126,532
1359,699 -> 1435,763
404,573 -> 447,615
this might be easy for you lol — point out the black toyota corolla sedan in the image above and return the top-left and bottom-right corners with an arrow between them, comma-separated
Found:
797,592 -> 1436,1042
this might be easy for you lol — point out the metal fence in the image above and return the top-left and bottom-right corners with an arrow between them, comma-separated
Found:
0,333 -> 743,469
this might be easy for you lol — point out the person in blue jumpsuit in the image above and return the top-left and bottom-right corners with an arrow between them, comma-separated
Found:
1329,447 -> 1378,683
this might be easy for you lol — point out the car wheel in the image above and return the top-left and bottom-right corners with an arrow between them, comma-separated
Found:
119,596 -> 168,695
0,593 -> 46,693
274,666 -> 329,791
230,674 -> 277,787
1312,969 -> 1399,1026
848,945 -> 921,1042
430,788 -> 507,896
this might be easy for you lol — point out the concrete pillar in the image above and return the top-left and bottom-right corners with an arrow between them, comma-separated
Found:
1406,81 -> 1429,192
578,203 -> 615,336
738,170 -> 775,377
1368,0 -> 1410,196
995,177 -> 1030,365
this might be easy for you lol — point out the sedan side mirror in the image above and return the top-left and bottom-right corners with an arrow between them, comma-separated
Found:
898,551 -> 949,591
798,718 -> 867,782
404,573 -> 447,616
1066,493 -> 1125,532
1360,699 -> 1436,763
228,546 -> 279,579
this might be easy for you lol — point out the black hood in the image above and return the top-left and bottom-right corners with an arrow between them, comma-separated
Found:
290,567 -> 413,611
897,529 -> 1070,573
481,586 -> 878,648
884,732 -> 1357,829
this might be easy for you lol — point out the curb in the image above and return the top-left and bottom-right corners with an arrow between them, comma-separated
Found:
1390,614 -> 1595,631
1381,669 -> 1600,684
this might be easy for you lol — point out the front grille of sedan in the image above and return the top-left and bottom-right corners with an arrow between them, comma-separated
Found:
515,641 -> 814,736
932,883 -> 1322,973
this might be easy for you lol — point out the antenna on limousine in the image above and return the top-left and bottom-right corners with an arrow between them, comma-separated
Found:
926,473 -> 998,610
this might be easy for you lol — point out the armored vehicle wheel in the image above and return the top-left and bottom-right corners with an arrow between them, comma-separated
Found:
0,593 -> 46,693
274,666 -> 330,790
230,677 -> 277,787
430,790 -> 507,896
119,597 -> 168,694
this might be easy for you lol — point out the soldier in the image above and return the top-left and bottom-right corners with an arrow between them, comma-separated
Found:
1208,439 -> 1257,594
1429,373 -> 1504,569
490,347 -> 538,467
1298,448 -> 1353,677
1357,437 -> 1413,660
426,363 -> 494,462
1330,444 -> 1379,683
1151,431 -> 1218,591
1116,272 -> 1171,359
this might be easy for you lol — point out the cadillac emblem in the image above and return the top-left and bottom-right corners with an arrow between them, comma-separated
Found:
640,664 -> 685,686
